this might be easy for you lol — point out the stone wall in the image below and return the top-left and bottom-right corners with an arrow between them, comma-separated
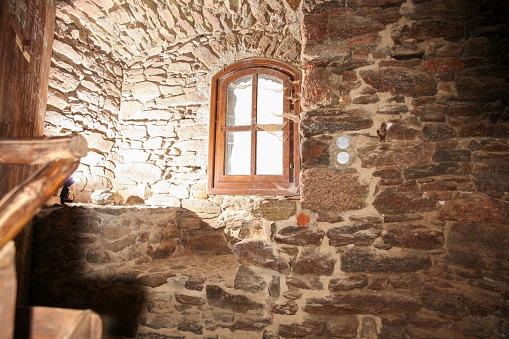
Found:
45,8 -> 124,198
31,0 -> 509,338
46,0 -> 301,203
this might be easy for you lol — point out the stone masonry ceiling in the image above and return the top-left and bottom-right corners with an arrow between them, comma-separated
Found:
56,0 -> 302,65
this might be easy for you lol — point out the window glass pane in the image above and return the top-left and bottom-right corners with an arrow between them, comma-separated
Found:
257,76 -> 283,125
256,131 -> 283,175
225,131 -> 251,175
227,76 -> 252,126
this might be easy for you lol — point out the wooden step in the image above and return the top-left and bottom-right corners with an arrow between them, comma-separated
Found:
1,241 -> 102,339
0,241 -> 17,339
15,306 -> 102,339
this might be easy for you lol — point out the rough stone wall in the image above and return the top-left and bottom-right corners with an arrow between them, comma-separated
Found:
46,0 -> 301,203
31,0 -> 509,338
116,27 -> 300,205
296,1 -> 509,339
45,9 -> 124,198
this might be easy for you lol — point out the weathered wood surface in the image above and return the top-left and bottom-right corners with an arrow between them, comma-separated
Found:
0,241 -> 17,339
15,306 -> 103,339
0,0 -> 57,198
0,135 -> 88,165
0,158 -> 80,249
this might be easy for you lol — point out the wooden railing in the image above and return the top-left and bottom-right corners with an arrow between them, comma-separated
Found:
0,135 -> 87,249
0,135 -> 104,339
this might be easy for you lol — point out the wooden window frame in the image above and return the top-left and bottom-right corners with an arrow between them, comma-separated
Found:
208,58 -> 301,196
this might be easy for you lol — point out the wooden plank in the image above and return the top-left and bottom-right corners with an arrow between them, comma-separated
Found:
15,306 -> 103,339
25,0 -> 56,136
0,0 -> 57,198
0,135 -> 88,165
0,241 -> 17,339
0,158 -> 79,249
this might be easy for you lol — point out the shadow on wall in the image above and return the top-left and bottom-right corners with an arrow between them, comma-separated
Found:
28,204 -> 235,337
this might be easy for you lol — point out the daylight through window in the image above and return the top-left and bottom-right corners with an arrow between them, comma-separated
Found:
207,58 -> 301,195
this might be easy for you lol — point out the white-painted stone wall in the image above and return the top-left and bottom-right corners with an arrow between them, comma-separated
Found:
46,1 -> 301,205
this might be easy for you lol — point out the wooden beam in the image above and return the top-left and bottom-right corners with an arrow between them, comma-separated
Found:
0,0 -> 57,198
0,135 -> 88,165
0,158 -> 80,249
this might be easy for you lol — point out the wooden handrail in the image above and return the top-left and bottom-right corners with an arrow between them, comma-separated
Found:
0,135 -> 88,249
0,134 -> 87,165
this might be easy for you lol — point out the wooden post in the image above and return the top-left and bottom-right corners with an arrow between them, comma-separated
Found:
0,0 -> 57,197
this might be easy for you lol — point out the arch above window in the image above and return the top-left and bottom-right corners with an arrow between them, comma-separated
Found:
207,58 -> 301,195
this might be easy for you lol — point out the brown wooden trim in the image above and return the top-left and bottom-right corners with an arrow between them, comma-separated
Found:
208,58 -> 301,196
251,74 -> 258,176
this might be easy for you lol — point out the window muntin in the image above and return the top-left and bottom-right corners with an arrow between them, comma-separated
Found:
226,76 -> 252,126
208,58 -> 300,195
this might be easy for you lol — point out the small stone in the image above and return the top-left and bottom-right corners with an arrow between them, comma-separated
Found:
205,285 -> 264,313
340,247 -> 432,273
279,319 -> 325,338
177,318 -> 203,335
185,277 -> 206,291
373,181 -> 437,215
272,300 -> 299,315
421,281 -> 507,317
187,233 -> 231,255
329,274 -> 369,292
297,213 -> 311,226
362,317 -> 379,339
175,293 -> 206,306
90,189 -> 117,205
291,248 -> 336,276
360,68 -> 437,97
304,290 -> 420,315
234,265 -> 267,293
86,248 -> 111,264
382,224 -> 444,250
301,136 -> 332,168
327,224 -> 381,246
419,124 -> 456,142
432,149 -> 471,162
286,276 -> 324,290
447,222 -> 509,270
301,108 -> 373,137
230,315 -> 272,332
50,68 -> 80,93
138,273 -> 176,288
359,142 -> 434,168
439,192 -> 509,224
232,240 -> 290,273
274,226 -> 325,246
253,200 -> 297,221
325,317 -> 359,337
132,82 -> 160,102
392,20 -> 464,44
269,276 -> 281,298
403,162 -> 465,180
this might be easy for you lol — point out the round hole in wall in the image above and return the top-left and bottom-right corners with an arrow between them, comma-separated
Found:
336,151 -> 350,165
336,136 -> 350,149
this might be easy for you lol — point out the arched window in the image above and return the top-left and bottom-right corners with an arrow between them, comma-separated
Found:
208,58 -> 301,195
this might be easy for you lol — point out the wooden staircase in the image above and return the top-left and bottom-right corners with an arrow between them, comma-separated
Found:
0,135 -> 102,339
